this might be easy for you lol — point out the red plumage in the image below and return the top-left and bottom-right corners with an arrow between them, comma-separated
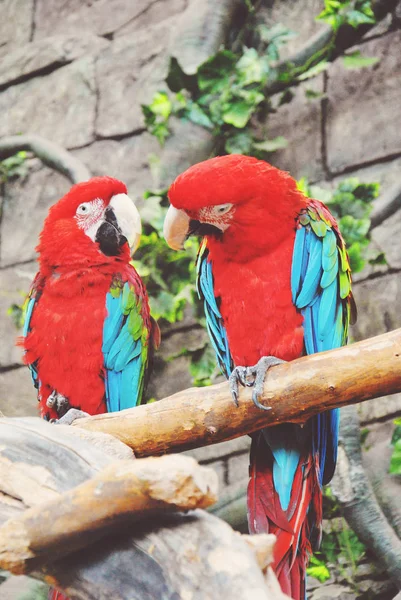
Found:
167,155 -> 352,599
21,177 -> 156,600
21,176 -> 153,417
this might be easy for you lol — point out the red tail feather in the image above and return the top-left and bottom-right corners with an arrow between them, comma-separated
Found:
49,590 -> 69,600
247,432 -> 322,600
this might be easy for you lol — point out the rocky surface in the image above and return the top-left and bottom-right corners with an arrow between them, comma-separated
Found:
0,1 -> 401,599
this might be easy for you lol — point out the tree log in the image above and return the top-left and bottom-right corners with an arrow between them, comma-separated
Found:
69,328 -> 401,456
331,406 -> 401,590
0,134 -> 91,183
0,418 -> 288,600
0,454 -> 217,574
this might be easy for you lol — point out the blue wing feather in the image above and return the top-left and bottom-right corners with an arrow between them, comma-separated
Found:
196,243 -> 233,378
21,283 -> 41,388
103,281 -> 148,412
292,219 -> 347,485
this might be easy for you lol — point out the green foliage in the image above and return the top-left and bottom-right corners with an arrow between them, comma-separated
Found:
317,0 -> 376,31
342,50 -> 380,69
0,151 -> 28,183
133,191 -> 198,324
7,302 -> 25,328
189,343 -> 218,386
307,555 -> 331,582
298,177 -> 382,273
142,20 -> 299,157
308,497 -> 366,586
389,418 -> 401,474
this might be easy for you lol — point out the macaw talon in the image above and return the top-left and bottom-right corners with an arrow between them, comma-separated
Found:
229,365 -> 249,407
46,391 -> 70,418
52,408 -> 90,426
251,355 -> 286,411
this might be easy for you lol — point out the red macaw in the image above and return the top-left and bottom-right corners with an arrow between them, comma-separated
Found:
163,155 -> 355,599
20,177 -> 160,600
22,176 -> 159,423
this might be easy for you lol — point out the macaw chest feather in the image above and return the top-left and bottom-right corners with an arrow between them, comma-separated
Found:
24,268 -> 116,416
209,238 -> 304,366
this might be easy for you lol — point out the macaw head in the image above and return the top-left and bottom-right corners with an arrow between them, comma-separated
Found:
37,176 -> 142,270
164,154 -> 307,256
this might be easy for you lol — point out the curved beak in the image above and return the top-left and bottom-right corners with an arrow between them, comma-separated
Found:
163,205 -> 191,250
109,193 -> 142,255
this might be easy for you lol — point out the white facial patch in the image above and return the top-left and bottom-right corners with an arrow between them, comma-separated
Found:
75,198 -> 105,241
109,193 -> 142,254
199,203 -> 234,232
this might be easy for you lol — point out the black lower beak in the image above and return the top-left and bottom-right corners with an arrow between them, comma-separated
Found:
189,219 -> 223,239
96,207 -> 127,256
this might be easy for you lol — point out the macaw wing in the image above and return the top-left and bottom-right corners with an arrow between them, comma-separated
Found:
21,273 -> 44,389
196,240 -> 234,378
102,279 -> 151,412
291,200 -> 356,485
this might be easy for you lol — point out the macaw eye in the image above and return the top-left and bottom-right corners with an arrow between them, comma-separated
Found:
212,203 -> 233,216
76,202 -> 91,216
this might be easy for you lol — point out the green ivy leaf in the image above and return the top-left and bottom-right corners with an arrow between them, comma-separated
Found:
166,57 -> 198,93
225,131 -> 253,155
347,8 -> 375,27
197,50 -> 237,94
189,343 -> 216,386
236,47 -> 269,86
147,91 -> 172,119
186,102 -> 214,129
140,196 -> 166,231
389,439 -> 401,474
342,51 -> 380,69
253,136 -> 288,152
297,60 -> 329,81
391,423 -> 401,446
306,563 -> 331,583
222,96 -> 263,128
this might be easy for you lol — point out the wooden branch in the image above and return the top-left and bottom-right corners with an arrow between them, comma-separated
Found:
331,406 -> 401,589
0,418 -> 286,600
70,329 -> 401,456
0,454 -> 217,575
0,134 -> 91,183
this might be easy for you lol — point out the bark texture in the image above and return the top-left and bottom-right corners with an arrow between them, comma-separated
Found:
70,329 -> 401,455
0,417 -> 289,600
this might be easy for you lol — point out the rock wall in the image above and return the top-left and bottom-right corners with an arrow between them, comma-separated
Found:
0,1 -> 401,598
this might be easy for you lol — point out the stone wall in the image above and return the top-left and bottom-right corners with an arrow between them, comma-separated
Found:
0,1 -> 401,598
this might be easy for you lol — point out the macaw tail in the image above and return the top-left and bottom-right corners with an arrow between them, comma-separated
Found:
247,427 -> 322,600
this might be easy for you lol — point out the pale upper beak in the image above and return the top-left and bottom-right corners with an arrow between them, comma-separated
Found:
163,205 -> 191,250
109,193 -> 142,255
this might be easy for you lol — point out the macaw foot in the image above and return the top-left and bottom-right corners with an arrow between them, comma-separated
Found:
53,408 -> 90,426
229,356 -> 285,411
46,390 -> 70,418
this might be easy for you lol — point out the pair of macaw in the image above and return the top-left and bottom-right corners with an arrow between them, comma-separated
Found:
21,155 -> 355,600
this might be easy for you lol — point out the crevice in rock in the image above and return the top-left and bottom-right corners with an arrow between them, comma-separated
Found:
113,0 -> 167,36
199,449 -> 249,467
360,408 -> 401,426
0,257 -> 37,270
327,150 -> 401,179
0,61 -> 73,94
161,323 -> 205,340
320,70 -> 329,178
94,128 -> 148,143
29,0 -> 37,42
0,364 -> 25,374
353,266 -> 401,285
